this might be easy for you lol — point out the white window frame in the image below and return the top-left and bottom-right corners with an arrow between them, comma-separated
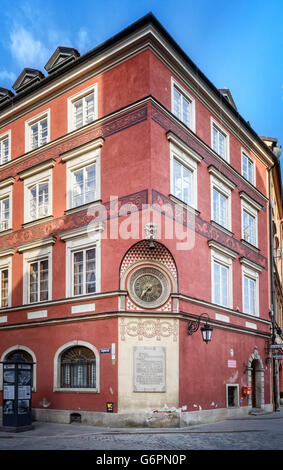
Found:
62,139 -> 102,211
209,169 -> 235,232
68,84 -> 98,132
53,340 -> 100,393
211,118 -> 230,162
0,250 -> 13,308
19,239 -> 54,305
61,227 -> 102,298
240,195 -> 260,248
25,110 -> 50,153
0,130 -> 11,165
241,149 -> 256,185
72,246 -> 97,297
0,177 -> 14,232
20,161 -> 54,224
28,258 -> 49,304
240,258 -> 261,317
168,132 -> 201,210
209,242 -> 236,309
171,78 -> 196,132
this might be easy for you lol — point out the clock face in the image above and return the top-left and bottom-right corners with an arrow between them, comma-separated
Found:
134,274 -> 163,303
128,267 -> 170,309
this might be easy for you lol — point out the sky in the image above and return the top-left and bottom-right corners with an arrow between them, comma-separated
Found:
0,0 -> 282,158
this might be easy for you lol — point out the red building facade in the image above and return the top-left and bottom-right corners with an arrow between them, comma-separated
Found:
0,14 -> 277,426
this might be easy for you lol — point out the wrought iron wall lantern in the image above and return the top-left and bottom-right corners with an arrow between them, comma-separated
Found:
187,313 -> 213,344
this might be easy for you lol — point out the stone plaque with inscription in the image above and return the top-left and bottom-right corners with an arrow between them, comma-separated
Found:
133,346 -> 166,392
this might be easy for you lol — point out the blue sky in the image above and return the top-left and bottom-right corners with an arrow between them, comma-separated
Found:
0,0 -> 282,156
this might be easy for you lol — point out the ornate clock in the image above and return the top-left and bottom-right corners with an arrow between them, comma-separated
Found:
128,267 -> 170,309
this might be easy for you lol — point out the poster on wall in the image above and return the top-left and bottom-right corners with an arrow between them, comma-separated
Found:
3,400 -> 15,414
18,400 -> 30,414
3,385 -> 15,400
3,369 -> 15,384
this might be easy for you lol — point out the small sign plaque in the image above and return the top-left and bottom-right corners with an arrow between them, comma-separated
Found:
106,402 -> 114,413
100,348 -> 111,354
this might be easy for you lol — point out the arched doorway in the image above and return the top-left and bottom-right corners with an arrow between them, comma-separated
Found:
247,347 -> 264,409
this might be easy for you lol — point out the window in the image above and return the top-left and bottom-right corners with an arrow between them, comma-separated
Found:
243,275 -> 256,315
61,225 -> 102,298
171,79 -> 195,131
0,177 -> 13,232
18,237 -> 54,304
62,138 -> 103,211
30,118 -> 48,149
213,260 -> 229,307
20,160 -> 54,225
0,268 -> 8,308
25,111 -> 50,152
60,346 -> 96,389
0,197 -> 9,231
173,159 -> 193,206
209,167 -> 235,232
73,247 -> 96,296
54,341 -> 100,393
242,209 -> 256,245
29,182 -> 49,220
68,85 -> 97,132
0,249 -> 13,308
73,93 -> 95,129
29,259 -> 49,303
242,150 -> 255,184
168,132 -> 202,210
211,119 -> 229,161
212,189 -> 228,228
0,131 -> 10,164
240,194 -> 261,248
241,258 -> 261,317
209,241 -> 236,309
72,163 -> 96,208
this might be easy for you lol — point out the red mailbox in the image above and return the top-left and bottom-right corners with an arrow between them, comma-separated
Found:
242,386 -> 252,396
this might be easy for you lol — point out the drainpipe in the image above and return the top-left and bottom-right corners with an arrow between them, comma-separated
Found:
268,144 -> 281,412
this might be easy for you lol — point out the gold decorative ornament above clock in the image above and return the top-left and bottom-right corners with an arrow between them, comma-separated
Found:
128,266 -> 171,309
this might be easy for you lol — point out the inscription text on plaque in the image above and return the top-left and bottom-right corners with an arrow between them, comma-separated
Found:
133,346 -> 166,392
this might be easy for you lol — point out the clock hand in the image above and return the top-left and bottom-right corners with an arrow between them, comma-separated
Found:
141,284 -> 153,298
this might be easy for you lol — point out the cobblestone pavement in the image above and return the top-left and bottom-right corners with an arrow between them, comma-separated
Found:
0,410 -> 282,452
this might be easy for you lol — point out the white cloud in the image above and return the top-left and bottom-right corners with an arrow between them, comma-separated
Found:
77,28 -> 91,52
0,69 -> 16,82
10,27 -> 49,67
